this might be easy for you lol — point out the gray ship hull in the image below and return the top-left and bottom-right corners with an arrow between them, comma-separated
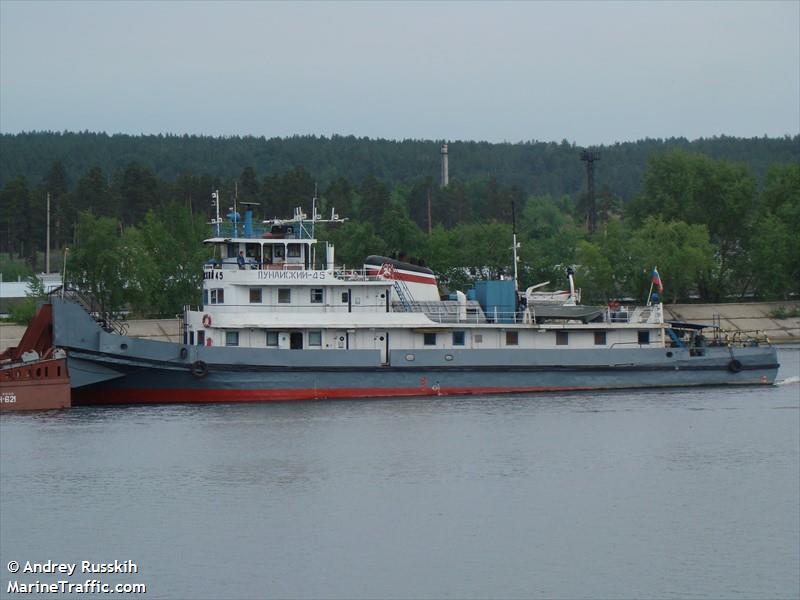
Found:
51,300 -> 779,405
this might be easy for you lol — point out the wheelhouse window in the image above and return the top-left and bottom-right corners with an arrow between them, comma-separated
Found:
505,331 -> 519,346
638,330 -> 650,345
287,244 -> 302,258
452,331 -> 465,346
424,333 -> 437,346
266,331 -> 279,347
310,288 -> 324,304
249,288 -> 262,303
594,331 -> 607,345
556,331 -> 569,346
308,331 -> 322,347
210,288 -> 224,304
225,331 -> 239,347
278,288 -> 291,304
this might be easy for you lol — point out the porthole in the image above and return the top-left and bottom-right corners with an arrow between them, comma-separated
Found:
405,354 -> 415,361
379,336 -> 385,341
120,343 -> 128,351
445,354 -> 454,361
666,351 -> 673,358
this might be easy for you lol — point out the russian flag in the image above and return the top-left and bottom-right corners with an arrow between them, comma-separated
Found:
652,268 -> 664,293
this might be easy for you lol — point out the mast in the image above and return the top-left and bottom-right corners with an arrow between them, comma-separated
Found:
511,200 -> 519,292
211,190 -> 222,237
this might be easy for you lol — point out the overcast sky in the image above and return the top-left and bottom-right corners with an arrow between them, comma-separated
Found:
1,1 -> 798,145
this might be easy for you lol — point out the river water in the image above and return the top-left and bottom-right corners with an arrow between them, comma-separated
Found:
1,348 -> 798,599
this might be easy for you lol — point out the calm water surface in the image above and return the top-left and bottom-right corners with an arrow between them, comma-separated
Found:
1,349 -> 798,599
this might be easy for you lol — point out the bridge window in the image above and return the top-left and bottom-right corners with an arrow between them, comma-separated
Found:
424,333 -> 437,346
556,331 -> 569,346
287,244 -> 302,258
309,331 -> 322,347
210,288 -> 224,304
249,288 -> 262,303
225,331 -> 239,347
638,331 -> 650,345
266,331 -> 279,347
310,288 -> 323,304
278,288 -> 291,303
505,331 -> 519,346
594,331 -> 606,345
452,331 -> 465,346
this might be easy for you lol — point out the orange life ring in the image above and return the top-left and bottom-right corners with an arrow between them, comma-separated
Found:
206,337 -> 213,347
202,314 -> 212,328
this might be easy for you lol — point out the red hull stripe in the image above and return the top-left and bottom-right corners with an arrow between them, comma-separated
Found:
73,385 -> 593,405
365,268 -> 437,286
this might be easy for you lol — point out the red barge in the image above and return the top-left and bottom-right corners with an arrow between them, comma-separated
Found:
0,304 -> 71,411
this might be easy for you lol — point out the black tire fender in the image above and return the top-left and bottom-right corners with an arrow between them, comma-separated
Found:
728,359 -> 743,373
191,360 -> 208,378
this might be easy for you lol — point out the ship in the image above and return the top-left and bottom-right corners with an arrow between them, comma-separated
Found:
1,303 -> 71,411
16,196 -> 780,406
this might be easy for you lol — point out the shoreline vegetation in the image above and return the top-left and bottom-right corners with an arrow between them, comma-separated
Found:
0,132 -> 798,320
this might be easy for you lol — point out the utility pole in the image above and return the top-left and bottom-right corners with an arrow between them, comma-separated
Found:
46,192 -> 51,274
580,150 -> 600,234
427,188 -> 432,235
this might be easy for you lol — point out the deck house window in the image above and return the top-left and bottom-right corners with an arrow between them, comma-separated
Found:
452,331 -> 465,346
266,331 -> 279,347
249,288 -> 262,303
341,291 -> 349,303
197,331 -> 205,346
225,331 -> 239,347
424,333 -> 437,346
310,288 -> 324,304
278,288 -> 291,304
308,331 -> 322,347
594,331 -> 606,345
203,290 -> 209,305
287,244 -> 302,258
506,331 -> 519,346
210,288 -> 224,304
556,331 -> 569,346
638,330 -> 650,345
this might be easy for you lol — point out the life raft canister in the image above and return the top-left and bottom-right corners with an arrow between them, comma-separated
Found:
202,314 -> 212,328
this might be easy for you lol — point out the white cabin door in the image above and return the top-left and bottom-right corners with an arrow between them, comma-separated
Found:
374,331 -> 388,365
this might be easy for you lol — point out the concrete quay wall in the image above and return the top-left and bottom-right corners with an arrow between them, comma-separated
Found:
663,302 -> 799,344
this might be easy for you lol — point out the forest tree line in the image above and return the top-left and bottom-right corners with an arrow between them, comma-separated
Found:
0,141 -> 797,318
2,131 -> 798,201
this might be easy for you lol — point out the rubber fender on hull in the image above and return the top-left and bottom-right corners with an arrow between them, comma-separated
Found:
191,360 -> 209,378
728,359 -> 743,373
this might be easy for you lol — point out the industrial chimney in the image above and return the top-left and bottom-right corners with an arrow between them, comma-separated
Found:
440,143 -> 449,187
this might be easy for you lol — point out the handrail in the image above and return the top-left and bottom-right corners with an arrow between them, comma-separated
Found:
49,286 -> 129,336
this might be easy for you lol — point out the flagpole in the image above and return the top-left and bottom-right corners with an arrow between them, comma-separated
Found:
646,265 -> 656,306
